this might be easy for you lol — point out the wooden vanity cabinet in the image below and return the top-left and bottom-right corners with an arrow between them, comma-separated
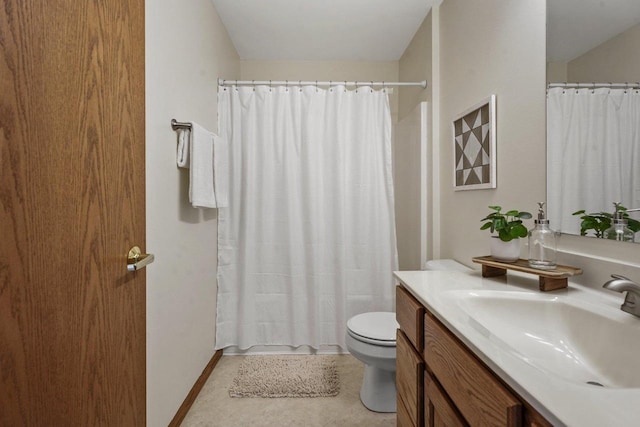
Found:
396,286 -> 425,427
396,285 -> 552,427
424,311 -> 522,426
425,369 -> 467,427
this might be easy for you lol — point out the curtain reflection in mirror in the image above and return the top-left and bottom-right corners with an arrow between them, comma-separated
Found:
547,87 -> 640,239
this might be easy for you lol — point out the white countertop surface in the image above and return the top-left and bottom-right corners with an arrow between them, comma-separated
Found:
394,269 -> 640,427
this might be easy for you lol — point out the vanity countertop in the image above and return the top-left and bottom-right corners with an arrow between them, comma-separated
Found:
394,269 -> 640,427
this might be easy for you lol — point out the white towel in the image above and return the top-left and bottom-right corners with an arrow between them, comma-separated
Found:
188,122 -> 216,208
176,129 -> 190,167
176,122 -> 228,209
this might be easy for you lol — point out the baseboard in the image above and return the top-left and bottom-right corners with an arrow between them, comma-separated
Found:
222,344 -> 348,355
169,349 -> 223,427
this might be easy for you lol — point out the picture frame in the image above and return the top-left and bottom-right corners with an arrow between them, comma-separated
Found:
452,94 -> 496,190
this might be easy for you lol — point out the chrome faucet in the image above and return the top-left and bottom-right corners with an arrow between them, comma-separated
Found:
603,274 -> 640,317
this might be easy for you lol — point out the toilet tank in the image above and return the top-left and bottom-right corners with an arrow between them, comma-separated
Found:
423,259 -> 472,272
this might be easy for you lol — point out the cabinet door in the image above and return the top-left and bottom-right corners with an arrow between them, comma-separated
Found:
425,370 -> 467,427
397,392 -> 416,427
524,406 -> 554,427
425,312 -> 522,426
397,329 -> 424,427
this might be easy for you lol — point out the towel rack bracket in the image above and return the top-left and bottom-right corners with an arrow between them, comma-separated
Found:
171,118 -> 191,131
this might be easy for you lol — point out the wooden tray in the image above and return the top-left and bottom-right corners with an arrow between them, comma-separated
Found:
472,256 -> 583,292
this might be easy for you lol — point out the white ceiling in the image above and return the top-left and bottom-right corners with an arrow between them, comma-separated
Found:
211,0 -> 436,61
547,0 -> 640,62
212,0 -> 640,63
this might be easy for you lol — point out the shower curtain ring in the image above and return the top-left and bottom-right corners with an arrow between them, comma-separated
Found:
315,80 -> 318,92
270,80 -> 272,92
286,80 -> 288,92
329,80 -> 333,92
252,80 -> 255,91
371,81 -> 374,93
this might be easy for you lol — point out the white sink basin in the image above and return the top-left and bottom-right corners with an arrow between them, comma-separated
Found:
442,290 -> 640,389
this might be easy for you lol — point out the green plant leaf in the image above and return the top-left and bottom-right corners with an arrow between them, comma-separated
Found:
480,213 -> 498,221
481,205 -> 532,240
498,229 -> 512,241
572,209 -> 586,215
511,224 -> 529,238
480,222 -> 492,230
628,218 -> 640,233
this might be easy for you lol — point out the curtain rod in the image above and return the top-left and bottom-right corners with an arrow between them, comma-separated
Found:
218,78 -> 427,89
548,82 -> 640,89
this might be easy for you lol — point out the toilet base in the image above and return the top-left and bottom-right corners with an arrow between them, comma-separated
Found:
359,364 -> 397,413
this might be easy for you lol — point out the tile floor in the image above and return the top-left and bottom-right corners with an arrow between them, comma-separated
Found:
182,354 -> 396,427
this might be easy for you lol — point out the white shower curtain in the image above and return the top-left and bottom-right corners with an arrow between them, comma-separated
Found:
216,85 -> 398,350
547,87 -> 640,234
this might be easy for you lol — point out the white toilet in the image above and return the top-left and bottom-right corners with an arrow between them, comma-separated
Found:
346,311 -> 399,412
346,260 -> 471,413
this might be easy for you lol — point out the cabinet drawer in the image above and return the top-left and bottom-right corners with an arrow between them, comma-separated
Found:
396,286 -> 425,350
425,370 -> 467,427
396,329 -> 424,427
424,312 -> 522,426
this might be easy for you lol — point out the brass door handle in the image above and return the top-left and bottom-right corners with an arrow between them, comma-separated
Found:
127,246 -> 155,272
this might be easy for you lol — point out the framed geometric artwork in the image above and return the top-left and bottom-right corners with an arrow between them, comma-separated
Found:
452,94 -> 496,190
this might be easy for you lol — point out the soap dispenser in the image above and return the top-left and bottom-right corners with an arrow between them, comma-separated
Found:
604,202 -> 635,243
528,202 -> 558,270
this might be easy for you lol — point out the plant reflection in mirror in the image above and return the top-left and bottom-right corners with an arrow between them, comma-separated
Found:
572,205 -> 640,238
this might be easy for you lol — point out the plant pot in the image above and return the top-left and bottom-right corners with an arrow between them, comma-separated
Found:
489,237 -> 520,262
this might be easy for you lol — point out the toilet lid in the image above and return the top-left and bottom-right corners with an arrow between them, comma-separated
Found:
347,312 -> 398,343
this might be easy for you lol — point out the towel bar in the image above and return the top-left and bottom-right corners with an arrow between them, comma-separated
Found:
171,119 -> 191,131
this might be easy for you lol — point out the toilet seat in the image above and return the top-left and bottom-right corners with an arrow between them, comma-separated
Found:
347,312 -> 398,347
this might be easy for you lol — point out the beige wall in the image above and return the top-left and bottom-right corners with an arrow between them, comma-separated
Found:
437,0 -> 547,266
396,13 -> 433,269
145,0 -> 239,425
568,23 -> 640,82
240,60 -> 400,123
394,103 -> 427,270
399,13 -> 433,122
546,61 -> 567,82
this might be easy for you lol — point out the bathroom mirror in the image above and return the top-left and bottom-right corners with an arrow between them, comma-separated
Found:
546,0 -> 640,241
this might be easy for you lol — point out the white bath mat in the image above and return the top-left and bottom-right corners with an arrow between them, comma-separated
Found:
229,355 -> 340,398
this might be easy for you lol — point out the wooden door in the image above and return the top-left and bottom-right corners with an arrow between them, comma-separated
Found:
0,1 -> 146,425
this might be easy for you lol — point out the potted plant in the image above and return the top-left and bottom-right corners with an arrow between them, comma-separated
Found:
480,205 -> 532,262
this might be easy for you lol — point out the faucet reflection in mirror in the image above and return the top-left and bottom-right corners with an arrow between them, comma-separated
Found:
547,86 -> 640,241
603,203 -> 640,242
